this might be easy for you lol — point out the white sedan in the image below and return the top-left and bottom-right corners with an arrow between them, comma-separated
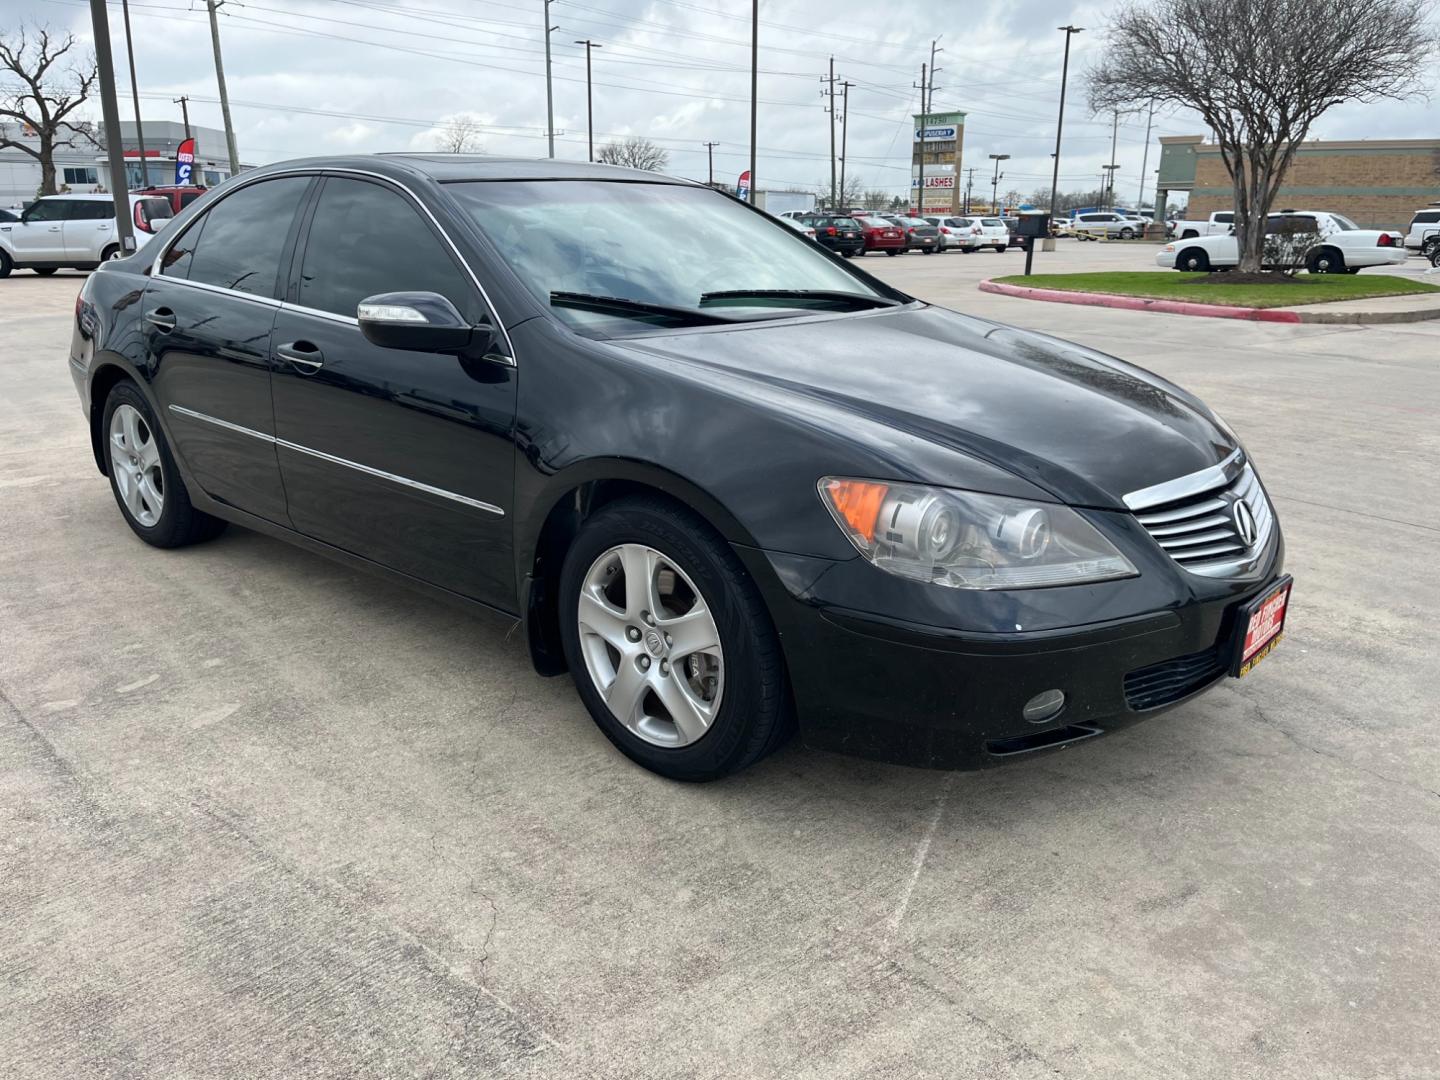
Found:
1156,210 -> 1407,273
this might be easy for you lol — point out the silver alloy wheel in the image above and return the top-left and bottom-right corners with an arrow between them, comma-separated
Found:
109,403 -> 164,526
577,543 -> 724,748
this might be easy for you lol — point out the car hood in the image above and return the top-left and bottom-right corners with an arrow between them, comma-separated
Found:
618,304 -> 1235,509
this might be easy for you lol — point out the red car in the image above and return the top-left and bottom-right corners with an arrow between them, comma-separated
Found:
853,215 -> 907,256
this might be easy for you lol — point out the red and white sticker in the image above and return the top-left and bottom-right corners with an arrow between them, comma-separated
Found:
1238,580 -> 1291,675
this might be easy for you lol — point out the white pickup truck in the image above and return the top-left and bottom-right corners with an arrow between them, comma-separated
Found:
1171,210 -> 1234,239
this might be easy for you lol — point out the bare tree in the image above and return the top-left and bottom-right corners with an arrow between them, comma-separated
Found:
596,136 -> 669,171
0,26 -> 99,196
815,173 -> 864,210
438,115 -> 484,154
861,188 -> 890,210
1087,0 -> 1435,274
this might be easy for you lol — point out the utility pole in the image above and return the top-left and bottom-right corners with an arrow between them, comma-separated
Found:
823,57 -> 837,210
1137,98 -> 1155,222
173,95 -> 191,140
1046,24 -> 1083,250
574,39 -> 601,162
543,0 -> 557,158
964,166 -> 975,213
989,153 -> 1009,214
703,141 -> 718,186
1106,110 -> 1119,208
838,80 -> 853,209
915,61 -> 926,216
120,0 -> 148,186
1103,164 -> 1120,209
748,0 -> 757,203
88,0 -> 136,252
206,0 -> 240,175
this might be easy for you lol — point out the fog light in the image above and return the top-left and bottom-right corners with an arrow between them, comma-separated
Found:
1023,689 -> 1066,724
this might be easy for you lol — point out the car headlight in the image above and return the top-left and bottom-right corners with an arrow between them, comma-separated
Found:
818,477 -> 1137,590
1162,243 -> 1175,252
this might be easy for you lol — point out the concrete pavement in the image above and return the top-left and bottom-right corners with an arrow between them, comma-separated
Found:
2,251 -> 1438,1079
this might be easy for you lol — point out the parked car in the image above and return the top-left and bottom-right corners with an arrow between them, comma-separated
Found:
923,215 -> 972,251
892,216 -> 940,253
778,215 -> 817,240
1157,210 -> 1407,273
955,215 -> 1010,252
1002,217 -> 1026,248
853,215 -> 906,255
132,185 -> 211,214
69,155 -> 1289,780
1171,210 -> 1234,239
1072,212 -> 1142,240
0,193 -> 172,277
799,215 -> 865,257
1402,207 -> 1440,252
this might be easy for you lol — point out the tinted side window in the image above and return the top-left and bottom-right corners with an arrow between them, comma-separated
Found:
298,177 -> 475,320
180,192 -> 202,207
23,200 -> 76,223
69,202 -> 113,221
184,177 -> 311,296
1215,212 -> 1234,223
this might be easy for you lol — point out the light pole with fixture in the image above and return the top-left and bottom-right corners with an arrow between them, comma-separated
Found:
1046,24 -> 1083,250
989,153 -> 1009,214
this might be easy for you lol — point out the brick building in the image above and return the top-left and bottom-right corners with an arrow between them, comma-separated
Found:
1156,134 -> 1440,231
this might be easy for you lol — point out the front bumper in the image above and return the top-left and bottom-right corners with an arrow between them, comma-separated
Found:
736,534 -> 1285,771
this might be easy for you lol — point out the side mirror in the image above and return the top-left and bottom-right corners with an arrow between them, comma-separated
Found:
357,291 -> 490,354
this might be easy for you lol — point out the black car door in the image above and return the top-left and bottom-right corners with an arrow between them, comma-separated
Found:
143,175 -> 315,525
269,174 -> 518,611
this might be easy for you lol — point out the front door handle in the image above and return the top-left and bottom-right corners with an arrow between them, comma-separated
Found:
276,341 -> 324,371
146,307 -> 176,331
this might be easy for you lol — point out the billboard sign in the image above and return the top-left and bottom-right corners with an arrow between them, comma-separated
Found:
175,138 -> 197,186
914,125 -> 957,142
911,175 -> 955,188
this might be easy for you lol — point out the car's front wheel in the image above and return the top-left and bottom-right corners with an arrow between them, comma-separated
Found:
102,380 -> 227,548
1176,248 -> 1210,272
559,496 -> 791,781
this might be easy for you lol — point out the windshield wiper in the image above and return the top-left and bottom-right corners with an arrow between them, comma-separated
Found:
550,291 -> 738,326
698,289 -> 902,310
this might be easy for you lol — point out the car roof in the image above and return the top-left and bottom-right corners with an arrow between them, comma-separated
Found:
235,153 -> 695,187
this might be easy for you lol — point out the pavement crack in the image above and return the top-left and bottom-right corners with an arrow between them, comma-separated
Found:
430,832 -> 501,975
884,772 -> 955,937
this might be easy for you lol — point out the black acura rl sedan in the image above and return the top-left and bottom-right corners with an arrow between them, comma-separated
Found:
69,155 -> 1290,781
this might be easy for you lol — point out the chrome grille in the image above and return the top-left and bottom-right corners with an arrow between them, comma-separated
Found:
1126,454 -> 1274,578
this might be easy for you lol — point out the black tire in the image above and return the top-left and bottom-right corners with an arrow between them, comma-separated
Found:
1307,247 -> 1345,274
0,249 -> 13,278
1426,240 -> 1440,268
1119,227 -> 1135,240
100,244 -> 120,263
886,249 -> 900,256
558,496 -> 792,781
101,380 -> 228,548
921,247 -> 934,255
841,250 -> 854,258
1176,247 -> 1210,273
33,267 -> 57,276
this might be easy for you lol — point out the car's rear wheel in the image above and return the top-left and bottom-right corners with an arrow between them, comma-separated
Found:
559,496 -> 791,781
102,380 -> 227,548
1120,227 -> 1135,240
1307,247 -> 1345,274
33,267 -> 57,276
886,249 -> 900,256
0,250 -> 11,278
1177,248 -> 1210,272
101,244 -> 122,262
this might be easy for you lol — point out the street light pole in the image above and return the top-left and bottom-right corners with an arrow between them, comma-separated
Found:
206,0 -> 241,176
544,0 -> 557,158
87,0 -> 136,253
1137,98 -> 1155,222
989,153 -> 1009,214
1106,110 -> 1119,208
120,0 -> 148,187
748,0 -> 757,203
574,39 -> 601,162
1046,24 -> 1083,250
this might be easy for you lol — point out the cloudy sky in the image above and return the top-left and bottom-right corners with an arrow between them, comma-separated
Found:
5,0 -> 1438,208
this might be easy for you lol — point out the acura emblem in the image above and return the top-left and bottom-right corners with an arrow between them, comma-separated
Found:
1232,498 -> 1258,547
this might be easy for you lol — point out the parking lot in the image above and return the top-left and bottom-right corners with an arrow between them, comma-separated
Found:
3,242 -> 1438,1078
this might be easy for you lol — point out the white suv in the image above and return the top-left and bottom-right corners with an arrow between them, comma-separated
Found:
0,194 -> 172,277
1073,211 -> 1142,239
1403,207 -> 1440,252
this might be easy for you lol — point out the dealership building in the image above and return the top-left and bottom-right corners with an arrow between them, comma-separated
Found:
911,110 -> 965,217
1157,134 -> 1440,231
1,120 -> 240,208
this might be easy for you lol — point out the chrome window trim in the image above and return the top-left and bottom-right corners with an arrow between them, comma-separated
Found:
151,166 -> 516,365
1122,448 -> 1243,512
280,300 -> 358,326
152,274 -> 283,309
167,404 -> 505,517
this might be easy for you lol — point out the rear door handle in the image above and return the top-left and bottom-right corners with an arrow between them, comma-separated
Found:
146,307 -> 176,331
276,341 -> 324,371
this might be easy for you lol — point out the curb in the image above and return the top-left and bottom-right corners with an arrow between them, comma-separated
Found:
978,279 -> 1440,324
978,280 -> 1300,322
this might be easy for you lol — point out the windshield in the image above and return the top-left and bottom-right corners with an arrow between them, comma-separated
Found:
449,180 -> 887,333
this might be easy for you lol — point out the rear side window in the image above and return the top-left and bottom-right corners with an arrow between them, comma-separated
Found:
178,176 -> 311,296
1215,212 -> 1234,223
179,192 -> 202,207
297,177 -> 476,321
69,202 -> 114,221
1412,211 -> 1440,225
141,198 -> 173,222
